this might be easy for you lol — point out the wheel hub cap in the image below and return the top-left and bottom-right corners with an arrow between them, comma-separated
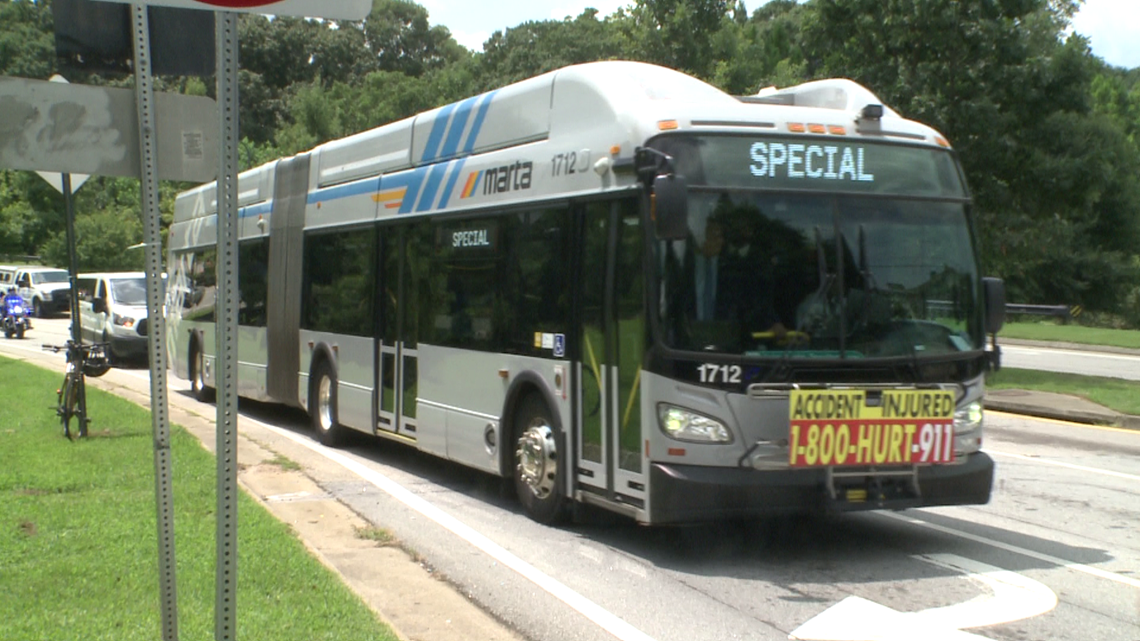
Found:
317,376 -> 333,431
517,422 -> 557,499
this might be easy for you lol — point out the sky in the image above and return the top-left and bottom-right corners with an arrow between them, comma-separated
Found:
418,0 -> 1140,70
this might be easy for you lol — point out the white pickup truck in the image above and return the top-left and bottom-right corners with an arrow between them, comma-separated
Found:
0,266 -> 72,317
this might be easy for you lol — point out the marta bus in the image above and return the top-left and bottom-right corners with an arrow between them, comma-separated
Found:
167,61 -> 1006,525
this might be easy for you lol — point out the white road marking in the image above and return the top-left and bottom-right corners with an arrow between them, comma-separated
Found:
790,595 -> 989,641
791,553 -> 1057,641
245,415 -> 659,641
881,512 -> 1140,590
916,554 -> 1057,629
988,449 -> 1140,481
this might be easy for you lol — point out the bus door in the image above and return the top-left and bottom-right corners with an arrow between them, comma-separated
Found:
377,224 -> 428,440
575,198 -> 647,509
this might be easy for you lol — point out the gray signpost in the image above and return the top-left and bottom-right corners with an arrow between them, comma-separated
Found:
3,2 -> 369,637
90,3 -> 370,639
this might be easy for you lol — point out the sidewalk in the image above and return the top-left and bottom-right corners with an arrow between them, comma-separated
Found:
985,387 -> 1140,430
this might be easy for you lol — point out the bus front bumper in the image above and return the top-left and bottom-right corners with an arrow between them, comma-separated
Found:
647,452 -> 994,525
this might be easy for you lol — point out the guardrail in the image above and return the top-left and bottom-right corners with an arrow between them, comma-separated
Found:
1006,303 -> 1073,323
0,255 -> 43,265
916,300 -> 1075,324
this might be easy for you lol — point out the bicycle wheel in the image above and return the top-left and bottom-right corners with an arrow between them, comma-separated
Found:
58,371 -> 76,439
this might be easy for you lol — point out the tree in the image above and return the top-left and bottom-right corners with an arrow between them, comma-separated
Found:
40,207 -> 144,271
478,9 -> 627,88
707,0 -> 809,94
0,0 -> 54,79
275,62 -> 480,153
797,0 -> 1140,316
364,0 -> 467,77
615,0 -> 735,78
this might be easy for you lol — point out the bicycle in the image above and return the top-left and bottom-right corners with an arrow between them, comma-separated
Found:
42,341 -> 111,439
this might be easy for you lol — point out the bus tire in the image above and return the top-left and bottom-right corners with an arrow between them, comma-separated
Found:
513,393 -> 568,525
310,360 -> 346,448
189,337 -> 215,403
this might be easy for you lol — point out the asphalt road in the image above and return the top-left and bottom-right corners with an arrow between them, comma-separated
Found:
1001,342 -> 1140,381
5,317 -> 1139,641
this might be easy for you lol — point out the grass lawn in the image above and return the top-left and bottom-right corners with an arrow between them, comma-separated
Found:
0,357 -> 399,641
999,321 -> 1140,349
993,322 -> 1140,416
987,367 -> 1140,416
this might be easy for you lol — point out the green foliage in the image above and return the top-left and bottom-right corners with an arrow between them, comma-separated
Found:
366,0 -> 467,76
0,0 -> 54,79
479,9 -> 628,87
617,0 -> 733,77
40,207 -> 145,272
999,319 -> 1140,348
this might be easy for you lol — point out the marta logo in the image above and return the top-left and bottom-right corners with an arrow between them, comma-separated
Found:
461,161 -> 533,198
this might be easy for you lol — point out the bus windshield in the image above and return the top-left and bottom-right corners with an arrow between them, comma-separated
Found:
654,136 -> 983,359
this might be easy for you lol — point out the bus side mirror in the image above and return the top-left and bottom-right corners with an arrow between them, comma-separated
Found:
653,173 -> 688,240
92,297 -> 107,315
983,277 -> 1005,335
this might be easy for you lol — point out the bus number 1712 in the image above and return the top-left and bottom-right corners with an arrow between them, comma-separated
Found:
698,363 -> 742,384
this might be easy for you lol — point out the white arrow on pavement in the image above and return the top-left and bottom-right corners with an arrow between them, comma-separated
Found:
789,553 -> 1058,641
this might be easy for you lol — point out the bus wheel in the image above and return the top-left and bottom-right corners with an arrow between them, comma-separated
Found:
311,361 -> 346,447
513,394 -> 568,525
189,339 -> 215,403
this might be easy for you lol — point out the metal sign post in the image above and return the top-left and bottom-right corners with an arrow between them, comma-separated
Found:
214,11 -> 240,640
88,3 -> 370,640
129,7 -> 180,640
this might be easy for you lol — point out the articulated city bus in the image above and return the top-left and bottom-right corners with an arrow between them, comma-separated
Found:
167,61 -> 1005,525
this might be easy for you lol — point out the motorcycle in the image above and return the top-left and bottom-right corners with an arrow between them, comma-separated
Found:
3,296 -> 31,339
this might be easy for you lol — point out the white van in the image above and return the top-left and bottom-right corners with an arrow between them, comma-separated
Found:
76,272 -> 152,363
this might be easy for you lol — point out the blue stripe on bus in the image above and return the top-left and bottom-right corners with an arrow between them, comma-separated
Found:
463,91 -> 497,154
243,202 -> 273,218
373,166 -> 429,215
305,177 -> 382,205
437,158 -> 467,209
416,162 -> 451,212
440,96 -> 477,160
421,103 -> 457,163
299,89 -> 498,215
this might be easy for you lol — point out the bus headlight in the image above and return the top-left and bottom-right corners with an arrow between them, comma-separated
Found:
954,401 -> 983,433
657,404 -> 733,443
113,313 -> 136,328
954,400 -> 984,454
